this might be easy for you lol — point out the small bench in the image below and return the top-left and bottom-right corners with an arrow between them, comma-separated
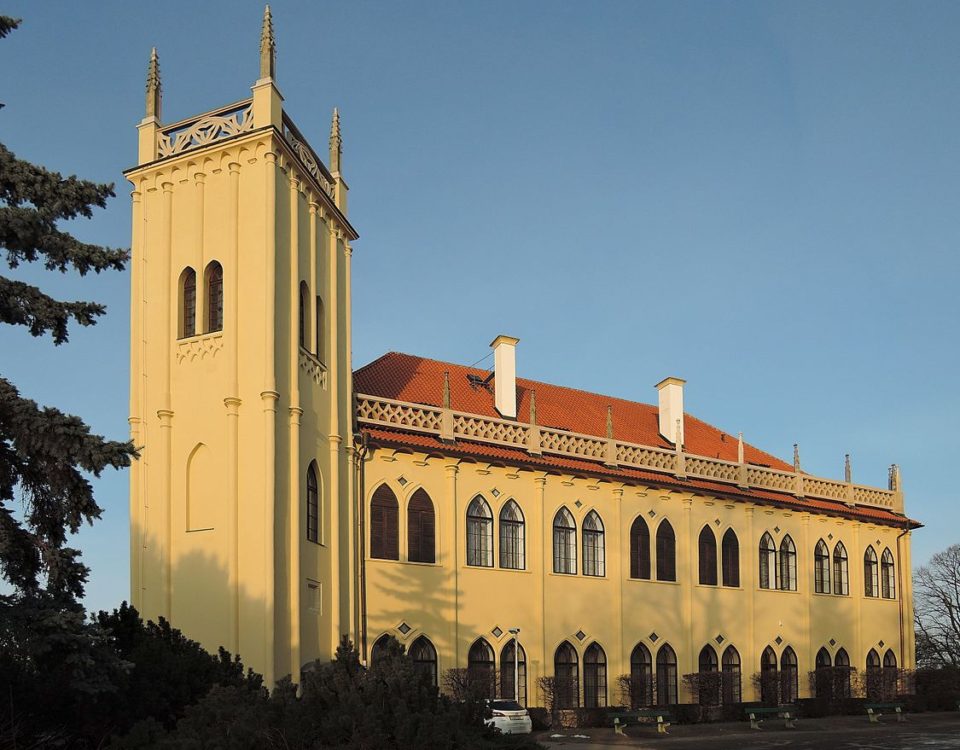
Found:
865,702 -> 906,723
745,705 -> 798,730
611,709 -> 673,735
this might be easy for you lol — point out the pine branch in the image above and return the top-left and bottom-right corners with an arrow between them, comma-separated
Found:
0,16 -> 20,39
0,275 -> 105,344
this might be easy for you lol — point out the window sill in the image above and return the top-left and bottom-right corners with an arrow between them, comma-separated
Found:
757,587 -> 801,594
625,577 -> 681,586
695,583 -> 743,591
367,556 -> 443,568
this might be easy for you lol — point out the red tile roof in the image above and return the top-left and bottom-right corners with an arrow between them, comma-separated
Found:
354,352 -> 917,529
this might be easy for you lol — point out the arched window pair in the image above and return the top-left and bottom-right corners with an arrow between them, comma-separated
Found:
370,485 -> 435,563
865,546 -> 896,598
551,641 -> 606,708
370,634 -> 437,686
816,539 -> 855,596
814,646 -> 852,699
178,262 -> 223,338
696,645 -> 741,705
553,508 -> 605,576
759,533 -> 797,591
628,642 -> 678,707
306,463 -> 320,543
760,645 -> 798,705
467,497 -> 526,569
629,517 -> 677,582
297,281 -> 325,361
698,527 -> 740,587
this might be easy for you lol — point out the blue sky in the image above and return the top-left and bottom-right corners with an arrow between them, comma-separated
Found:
2,1 -> 957,614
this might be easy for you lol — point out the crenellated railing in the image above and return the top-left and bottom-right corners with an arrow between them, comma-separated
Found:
157,99 -> 254,158
281,113 -> 336,199
356,394 -> 905,514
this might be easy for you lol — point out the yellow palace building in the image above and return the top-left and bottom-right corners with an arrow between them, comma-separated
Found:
127,9 -> 919,708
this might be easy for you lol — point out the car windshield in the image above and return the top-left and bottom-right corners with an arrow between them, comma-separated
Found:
490,700 -> 524,711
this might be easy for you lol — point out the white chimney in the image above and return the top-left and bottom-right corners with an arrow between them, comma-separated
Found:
655,377 -> 686,445
490,335 -> 519,419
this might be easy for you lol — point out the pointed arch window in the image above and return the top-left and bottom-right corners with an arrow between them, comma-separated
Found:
499,500 -> 525,570
299,281 -> 308,348
866,649 -> 882,700
698,526 -> 717,586
410,635 -> 438,687
698,645 -> 719,705
467,497 -> 493,567
370,485 -> 399,560
554,642 -> 579,708
882,649 -> 898,700
780,646 -> 798,703
760,646 -> 778,705
655,644 -> 678,705
815,539 -> 831,593
583,643 -> 607,708
582,511 -> 605,577
315,296 -> 325,361
553,507 -> 577,574
864,546 -> 879,597
204,261 -> 223,333
759,533 -> 777,589
179,267 -> 197,338
779,535 -> 797,591
721,528 -> 740,587
656,520 -> 676,582
407,489 -> 435,564
467,639 -> 496,698
500,639 -> 527,706
629,516 -> 651,580
835,647 -> 852,698
629,644 -> 653,708
370,634 -> 392,667
722,646 -> 741,704
833,542 -> 849,596
881,548 -> 895,599
814,647 -> 833,699
306,462 -> 319,544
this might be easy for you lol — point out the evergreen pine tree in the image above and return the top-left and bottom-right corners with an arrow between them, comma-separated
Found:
0,14 -> 136,602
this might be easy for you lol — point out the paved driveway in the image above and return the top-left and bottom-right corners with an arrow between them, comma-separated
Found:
536,711 -> 960,749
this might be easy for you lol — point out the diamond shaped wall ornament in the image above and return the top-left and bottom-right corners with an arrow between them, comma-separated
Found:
829,638 -> 837,647
715,634 -> 725,645
575,630 -> 586,641
876,539 -> 881,546
649,632 -> 659,643
397,476 -> 408,486
774,526 -> 781,534
491,488 -> 501,498
492,626 -> 503,638
879,640 -> 885,648
775,635 -> 783,646
828,533 -> 834,540
575,499 -> 583,508
648,510 -> 657,518
397,622 -> 411,635
715,518 -> 721,526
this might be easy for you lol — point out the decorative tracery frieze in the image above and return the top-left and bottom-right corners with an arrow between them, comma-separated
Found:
299,350 -> 327,388
176,333 -> 223,363
281,116 -> 335,199
355,394 -> 901,513
157,102 -> 254,158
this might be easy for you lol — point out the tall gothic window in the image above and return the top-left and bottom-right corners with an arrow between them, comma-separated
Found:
553,507 -> 577,574
629,644 -> 653,708
306,462 -> 319,543
656,520 -> 676,582
882,649 -> 898,699
722,646 -> 741,704
410,636 -> 438,687
466,497 -> 493,567
554,642 -> 579,708
315,296 -> 325,361
780,647 -> 798,703
499,500 -> 525,570
864,546 -> 879,597
299,281 -> 308,348
500,640 -> 527,706
370,484 -> 399,560
815,539 -> 831,593
698,645 -> 719,705
629,516 -> 651,579
865,649 -> 882,700
833,542 -> 849,595
760,646 -> 778,705
759,533 -> 777,589
204,261 -> 223,333
779,535 -> 797,591
582,511 -> 605,577
583,643 -> 607,708
655,644 -> 678,705
721,528 -> 740,587
179,267 -> 196,338
814,647 -> 832,699
881,548 -> 896,599
369,634 -> 391,667
467,639 -> 496,698
835,648 -> 852,698
698,526 -> 717,586
407,489 -> 435,564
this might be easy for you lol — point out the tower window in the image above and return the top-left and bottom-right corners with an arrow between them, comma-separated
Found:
179,267 -> 196,338
299,281 -> 308,348
205,261 -> 223,333
306,463 -> 319,543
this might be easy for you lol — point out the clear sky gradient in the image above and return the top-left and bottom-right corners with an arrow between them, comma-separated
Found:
2,1 -> 957,614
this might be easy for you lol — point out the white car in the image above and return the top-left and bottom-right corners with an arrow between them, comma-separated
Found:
486,699 -> 533,735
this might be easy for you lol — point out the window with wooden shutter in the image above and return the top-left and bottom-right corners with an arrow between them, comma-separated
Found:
407,489 -> 435,563
630,516 -> 651,579
721,528 -> 740,587
698,526 -> 717,586
656,520 -> 676,582
370,484 -> 399,560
